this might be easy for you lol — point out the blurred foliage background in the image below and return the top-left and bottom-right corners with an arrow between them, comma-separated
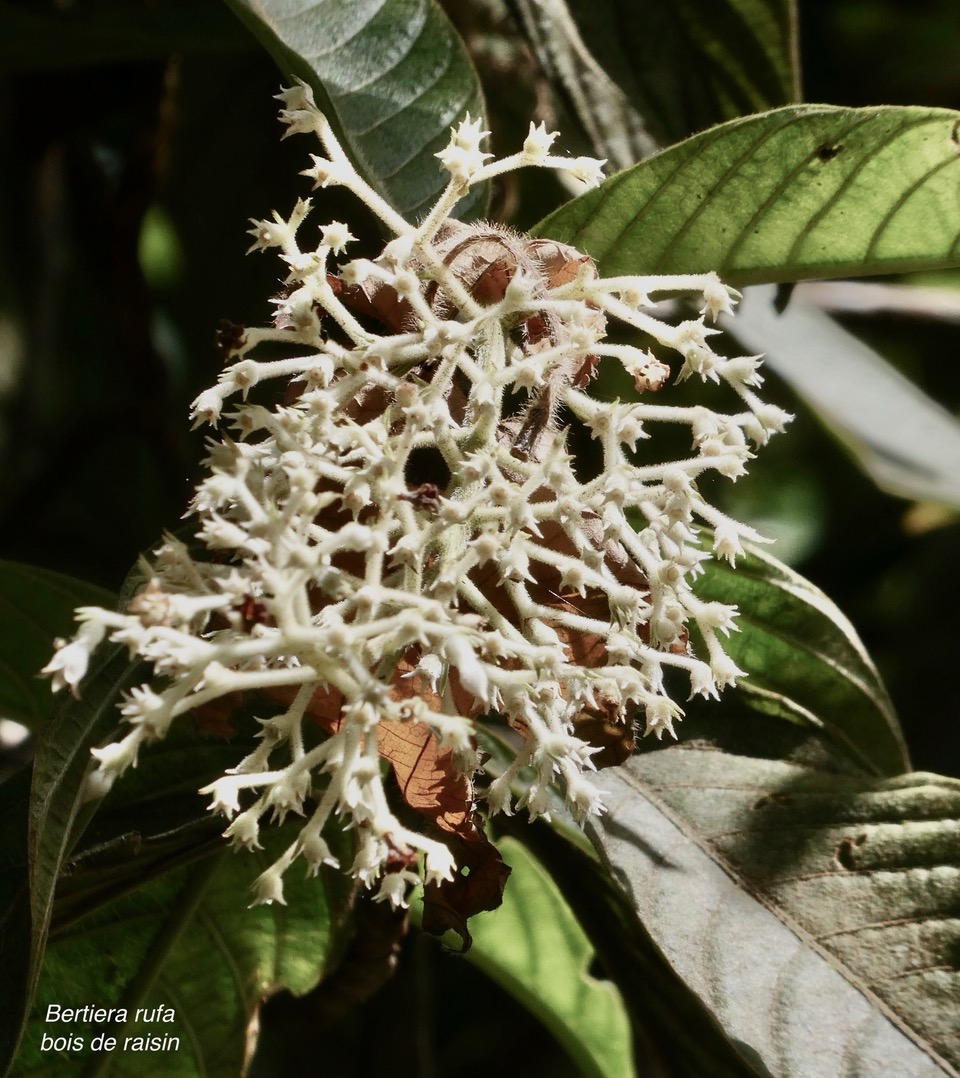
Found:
1,2 -> 959,1074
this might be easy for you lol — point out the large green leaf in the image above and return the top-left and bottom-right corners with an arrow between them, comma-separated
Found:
0,770 -> 32,1078
0,647 -> 142,1076
536,105 -> 960,286
457,836 -> 634,1078
727,286 -> 960,508
0,561 -> 114,731
495,817 -> 760,1076
693,541 -> 909,777
5,688 -> 354,1077
588,747 -> 960,1076
223,0 -> 486,220
513,0 -> 798,155
11,824 -> 352,1077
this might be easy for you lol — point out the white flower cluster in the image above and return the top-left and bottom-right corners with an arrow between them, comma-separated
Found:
44,84 -> 790,909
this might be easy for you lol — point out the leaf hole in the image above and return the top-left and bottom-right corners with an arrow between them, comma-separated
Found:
815,143 -> 843,163
751,792 -> 793,810
834,833 -> 866,870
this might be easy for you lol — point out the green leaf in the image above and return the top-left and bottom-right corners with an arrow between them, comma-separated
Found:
588,748 -> 960,1076
454,836 -> 634,1078
0,561 -> 114,731
726,286 -> 960,508
223,0 -> 486,220
518,0 -> 798,151
504,819 -> 762,1077
0,769 -> 33,1076
6,706 -> 354,1076
536,105 -> 960,286
12,824 -> 352,1077
0,647 -> 142,1076
693,542 -> 909,777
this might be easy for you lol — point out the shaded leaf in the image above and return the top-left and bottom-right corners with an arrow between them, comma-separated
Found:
693,541 -> 909,777
514,0 -> 798,155
588,748 -> 960,1076
7,628 -> 240,1075
223,0 -> 486,220
0,769 -> 32,1076
507,817 -> 759,1077
12,824 -> 353,1076
726,286 -> 960,508
247,894 -> 407,1072
536,105 -> 960,287
0,561 -> 114,731
440,836 -> 634,1078
0,647 -> 143,1076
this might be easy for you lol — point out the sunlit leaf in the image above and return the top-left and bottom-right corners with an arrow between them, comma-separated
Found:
588,747 -> 960,1076
450,836 -> 634,1078
694,541 -> 909,776
0,561 -> 114,730
536,105 -> 960,286
223,0 -> 486,220
727,286 -> 960,508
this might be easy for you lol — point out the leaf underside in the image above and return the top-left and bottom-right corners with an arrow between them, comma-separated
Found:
590,749 -> 960,1077
542,0 -> 799,148
726,287 -> 960,509
536,105 -> 960,286
224,0 -> 487,221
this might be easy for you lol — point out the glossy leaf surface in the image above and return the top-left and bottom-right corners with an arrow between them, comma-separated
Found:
460,837 -> 634,1078
694,542 -> 908,776
537,106 -> 960,286
224,0 -> 486,220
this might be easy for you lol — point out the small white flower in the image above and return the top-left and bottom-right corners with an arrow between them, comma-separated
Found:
374,869 -> 419,909
250,864 -> 287,907
200,776 -> 243,818
320,221 -> 356,255
301,831 -> 339,876
565,156 -> 607,189
522,121 -> 559,159
90,733 -> 141,777
224,808 -> 263,851
42,619 -> 106,696
436,114 -> 493,182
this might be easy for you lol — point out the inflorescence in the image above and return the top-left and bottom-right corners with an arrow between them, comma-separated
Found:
44,83 -> 791,909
